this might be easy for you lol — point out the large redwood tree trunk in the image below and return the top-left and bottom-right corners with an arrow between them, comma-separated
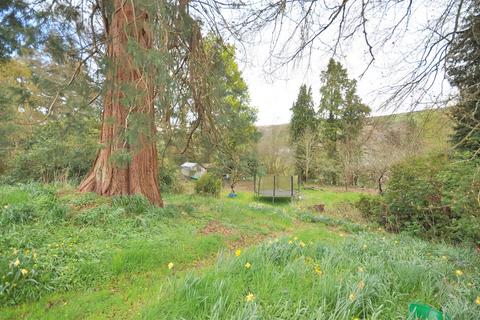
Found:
79,0 -> 163,206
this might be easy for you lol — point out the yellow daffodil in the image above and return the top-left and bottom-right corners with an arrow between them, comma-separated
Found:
349,293 -> 356,301
455,269 -> 463,276
299,241 -> 305,248
20,269 -> 28,276
475,296 -> 480,305
168,262 -> 174,270
235,249 -> 241,257
245,262 -> 251,269
14,258 -> 20,267
245,292 -> 255,302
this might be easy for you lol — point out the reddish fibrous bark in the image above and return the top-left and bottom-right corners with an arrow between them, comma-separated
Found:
79,0 -> 163,206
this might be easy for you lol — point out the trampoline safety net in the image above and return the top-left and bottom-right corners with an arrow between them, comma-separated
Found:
255,175 -> 300,198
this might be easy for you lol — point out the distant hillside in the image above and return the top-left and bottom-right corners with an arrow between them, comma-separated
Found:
257,108 -> 453,174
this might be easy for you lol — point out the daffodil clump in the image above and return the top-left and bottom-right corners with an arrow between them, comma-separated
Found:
145,234 -> 480,319
1,248 -> 39,305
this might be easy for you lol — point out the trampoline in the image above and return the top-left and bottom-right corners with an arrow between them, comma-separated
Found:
254,175 -> 300,203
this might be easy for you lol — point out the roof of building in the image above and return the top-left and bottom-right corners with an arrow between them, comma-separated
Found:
180,162 -> 198,168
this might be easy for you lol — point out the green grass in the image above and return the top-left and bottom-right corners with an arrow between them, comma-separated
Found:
0,183 -> 478,319
299,188 -> 364,207
142,234 -> 480,319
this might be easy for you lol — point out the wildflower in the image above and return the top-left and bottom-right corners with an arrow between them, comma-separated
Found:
20,269 -> 28,276
167,262 -> 174,270
455,269 -> 464,277
358,267 -> 365,273
299,241 -> 305,248
245,292 -> 255,302
288,240 -> 293,244
475,296 -> 480,305
245,262 -> 251,269
314,266 -> 323,275
235,249 -> 241,257
293,236 -> 298,241
14,258 -> 20,267
362,244 -> 368,250
349,293 -> 356,301
339,233 -> 345,237
394,240 -> 399,245
352,317 -> 360,320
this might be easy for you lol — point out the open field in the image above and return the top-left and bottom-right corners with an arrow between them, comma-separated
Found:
0,184 -> 479,319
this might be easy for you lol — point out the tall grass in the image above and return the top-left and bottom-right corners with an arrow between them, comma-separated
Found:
143,234 -> 480,319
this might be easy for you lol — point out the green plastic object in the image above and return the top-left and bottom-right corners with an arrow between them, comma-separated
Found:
408,303 -> 450,320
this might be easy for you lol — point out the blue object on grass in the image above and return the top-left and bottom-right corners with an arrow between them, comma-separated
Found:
228,193 -> 237,198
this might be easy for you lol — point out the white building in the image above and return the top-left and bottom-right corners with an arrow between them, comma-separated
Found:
180,162 -> 206,179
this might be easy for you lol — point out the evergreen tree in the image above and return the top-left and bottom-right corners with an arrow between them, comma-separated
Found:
318,59 -> 370,185
290,85 -> 316,142
0,1 -> 223,205
290,84 -> 316,179
446,4 -> 480,155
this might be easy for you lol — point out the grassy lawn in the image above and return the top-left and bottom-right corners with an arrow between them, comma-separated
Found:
0,184 -> 479,319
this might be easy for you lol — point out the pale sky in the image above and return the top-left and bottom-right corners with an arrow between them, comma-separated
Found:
231,1 -> 455,126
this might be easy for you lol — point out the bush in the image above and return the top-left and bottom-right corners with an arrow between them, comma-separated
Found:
158,163 -> 185,194
2,119 -> 97,184
357,153 -> 480,244
195,173 -> 222,197
355,194 -> 388,226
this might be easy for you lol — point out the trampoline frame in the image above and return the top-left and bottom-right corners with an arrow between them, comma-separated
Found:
254,175 -> 301,203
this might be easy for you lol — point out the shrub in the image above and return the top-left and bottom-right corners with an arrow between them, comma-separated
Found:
158,164 -> 185,194
357,153 -> 480,244
355,195 -> 386,224
2,120 -> 97,184
195,173 -> 222,197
